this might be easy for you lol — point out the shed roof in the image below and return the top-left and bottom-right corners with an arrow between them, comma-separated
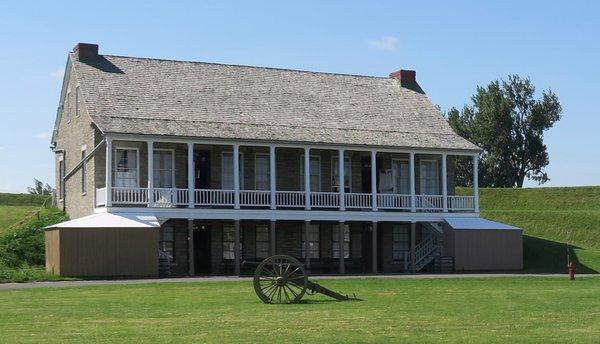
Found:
66,52 -> 479,151
445,217 -> 521,231
45,213 -> 160,229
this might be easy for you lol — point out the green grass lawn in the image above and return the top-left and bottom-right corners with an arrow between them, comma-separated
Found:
0,193 -> 52,236
458,186 -> 600,273
0,277 -> 599,343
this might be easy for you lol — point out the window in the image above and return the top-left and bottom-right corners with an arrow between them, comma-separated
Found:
256,225 -> 269,259
420,160 -> 439,195
392,159 -> 410,194
223,225 -> 241,260
114,148 -> 139,187
159,226 -> 175,262
254,154 -> 270,190
301,224 -> 320,259
392,224 -> 409,261
58,158 -> 65,200
154,150 -> 174,188
332,224 -> 350,259
331,156 -> 351,192
65,91 -> 71,123
75,86 -> 80,117
81,149 -> 87,194
221,152 -> 244,189
300,156 -> 321,191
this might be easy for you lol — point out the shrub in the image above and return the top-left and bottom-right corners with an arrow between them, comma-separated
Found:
0,264 -> 66,283
0,209 -> 67,268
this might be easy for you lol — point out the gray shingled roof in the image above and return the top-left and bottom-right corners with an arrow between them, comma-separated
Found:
70,53 -> 479,151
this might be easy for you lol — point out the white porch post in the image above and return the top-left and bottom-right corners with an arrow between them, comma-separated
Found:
410,221 -> 416,272
409,152 -> 416,212
442,153 -> 448,212
147,140 -> 154,207
371,221 -> 378,273
304,147 -> 311,210
105,137 -> 112,207
304,220 -> 311,269
234,219 -> 241,276
187,142 -> 194,208
269,220 -> 276,256
338,149 -> 345,211
270,145 -> 276,210
233,144 -> 240,209
187,219 -> 195,276
473,154 -> 479,213
371,150 -> 377,211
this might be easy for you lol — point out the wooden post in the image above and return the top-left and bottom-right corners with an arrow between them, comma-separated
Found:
105,137 -> 112,207
304,220 -> 311,270
188,219 -> 195,276
442,153 -> 448,212
270,145 -> 276,210
233,144 -> 240,209
234,220 -> 241,275
371,221 -> 378,273
338,149 -> 345,211
147,140 -> 154,207
371,150 -> 377,211
304,147 -> 311,210
187,142 -> 194,209
270,220 -> 276,256
410,221 -> 416,273
339,221 -> 345,274
410,152 -> 416,212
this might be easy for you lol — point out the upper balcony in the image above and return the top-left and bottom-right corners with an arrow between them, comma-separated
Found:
94,136 -> 479,215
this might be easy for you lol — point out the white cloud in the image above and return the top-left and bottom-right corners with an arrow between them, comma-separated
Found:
50,67 -> 64,80
369,36 -> 399,51
36,132 -> 50,140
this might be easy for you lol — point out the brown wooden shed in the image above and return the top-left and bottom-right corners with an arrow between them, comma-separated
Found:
443,217 -> 523,271
45,213 -> 160,277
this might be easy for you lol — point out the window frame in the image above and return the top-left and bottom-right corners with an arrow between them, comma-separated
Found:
331,156 -> 352,193
153,148 -> 176,188
222,224 -> 241,260
113,147 -> 140,187
392,158 -> 410,194
254,153 -> 270,191
392,224 -> 409,261
75,85 -> 81,118
58,156 -> 65,201
65,89 -> 71,124
80,146 -> 87,195
419,159 -> 440,195
332,223 -> 351,259
255,225 -> 270,259
221,151 -> 244,190
299,155 -> 321,192
301,223 -> 320,259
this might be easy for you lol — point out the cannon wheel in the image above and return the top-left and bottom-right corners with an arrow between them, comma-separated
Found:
253,255 -> 308,304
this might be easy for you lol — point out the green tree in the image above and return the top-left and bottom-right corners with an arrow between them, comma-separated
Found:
27,179 -> 53,195
448,75 -> 562,187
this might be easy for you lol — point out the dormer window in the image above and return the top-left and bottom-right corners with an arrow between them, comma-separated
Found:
65,90 -> 71,123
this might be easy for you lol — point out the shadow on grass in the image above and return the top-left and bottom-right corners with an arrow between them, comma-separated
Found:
524,235 -> 598,273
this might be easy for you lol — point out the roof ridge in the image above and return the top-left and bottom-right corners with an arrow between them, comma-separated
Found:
99,54 -> 391,80
92,115 -> 458,137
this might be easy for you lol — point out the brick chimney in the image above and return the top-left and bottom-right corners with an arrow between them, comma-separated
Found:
72,43 -> 99,61
389,69 -> 423,93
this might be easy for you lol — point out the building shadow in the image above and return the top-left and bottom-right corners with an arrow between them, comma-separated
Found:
523,235 -> 598,273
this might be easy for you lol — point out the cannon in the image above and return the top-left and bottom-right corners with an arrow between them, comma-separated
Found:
251,255 -> 360,304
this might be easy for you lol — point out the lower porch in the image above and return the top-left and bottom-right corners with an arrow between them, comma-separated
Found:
161,219 -> 442,277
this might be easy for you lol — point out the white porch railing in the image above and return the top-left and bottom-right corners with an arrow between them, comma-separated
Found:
96,187 -> 476,212
195,189 -> 235,206
240,190 -> 271,207
153,188 -> 189,207
275,191 -> 305,208
112,187 -> 148,205
404,236 -> 439,272
415,195 -> 444,211
310,192 -> 340,208
345,193 -> 372,209
95,187 -> 107,207
448,195 -> 475,212
377,194 -> 411,210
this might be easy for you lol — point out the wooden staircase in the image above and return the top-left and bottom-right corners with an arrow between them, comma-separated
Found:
404,222 -> 444,272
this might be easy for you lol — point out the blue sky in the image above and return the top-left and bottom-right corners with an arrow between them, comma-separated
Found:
0,1 -> 598,192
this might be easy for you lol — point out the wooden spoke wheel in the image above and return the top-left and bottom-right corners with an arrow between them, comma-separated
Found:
253,255 -> 308,304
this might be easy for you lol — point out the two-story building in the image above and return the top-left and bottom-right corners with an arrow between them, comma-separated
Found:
45,43 -> 522,278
